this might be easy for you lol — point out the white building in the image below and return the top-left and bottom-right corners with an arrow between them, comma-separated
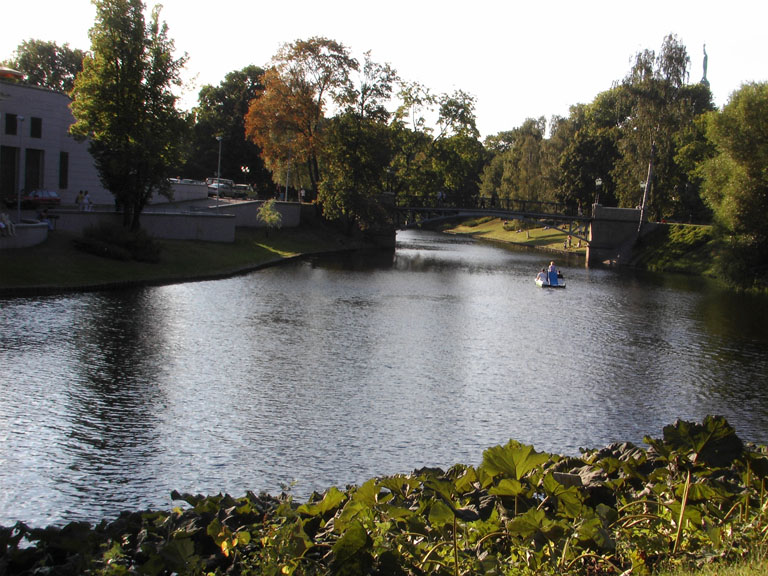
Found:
0,76 -> 110,209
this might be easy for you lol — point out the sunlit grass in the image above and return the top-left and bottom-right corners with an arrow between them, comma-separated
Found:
654,555 -> 768,576
444,217 -> 588,255
629,222 -> 716,276
0,226 -> 361,293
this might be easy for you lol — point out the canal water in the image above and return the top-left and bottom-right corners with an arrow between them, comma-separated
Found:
2,229 -> 768,527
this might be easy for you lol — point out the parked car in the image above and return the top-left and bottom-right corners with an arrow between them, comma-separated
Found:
20,189 -> 61,208
206,177 -> 234,197
232,184 -> 252,199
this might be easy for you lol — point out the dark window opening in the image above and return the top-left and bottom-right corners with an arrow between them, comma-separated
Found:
5,113 -> 18,136
25,149 -> 44,191
59,152 -> 69,189
31,117 -> 42,138
0,146 -> 19,196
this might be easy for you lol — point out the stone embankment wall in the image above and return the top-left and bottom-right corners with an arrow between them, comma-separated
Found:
0,201 -> 303,249
587,204 -> 658,266
0,222 -> 48,249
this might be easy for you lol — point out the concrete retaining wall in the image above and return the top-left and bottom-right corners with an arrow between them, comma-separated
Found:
0,222 -> 49,249
51,210 -> 236,243
151,181 -> 209,204
209,200 -> 302,228
587,204 -> 658,266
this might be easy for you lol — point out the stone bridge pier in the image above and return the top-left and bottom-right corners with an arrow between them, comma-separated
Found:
587,204 -> 658,267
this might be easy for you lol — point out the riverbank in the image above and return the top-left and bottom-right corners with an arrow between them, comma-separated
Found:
0,224 -> 365,297
1,216 -> 720,297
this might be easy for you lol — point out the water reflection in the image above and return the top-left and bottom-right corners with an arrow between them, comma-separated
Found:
59,290 -> 169,516
1,230 -> 768,527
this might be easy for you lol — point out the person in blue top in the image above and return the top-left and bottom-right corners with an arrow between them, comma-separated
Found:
548,261 -> 559,286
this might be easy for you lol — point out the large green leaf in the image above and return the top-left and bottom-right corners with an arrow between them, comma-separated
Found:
644,416 -> 743,467
336,479 -> 381,531
428,500 -> 454,528
542,472 -> 584,518
507,508 -> 566,543
378,474 -> 421,498
481,441 -> 551,481
488,478 -> 525,497
330,520 -> 373,576
297,486 -> 346,517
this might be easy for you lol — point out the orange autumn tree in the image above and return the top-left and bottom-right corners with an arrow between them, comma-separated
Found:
245,37 -> 358,195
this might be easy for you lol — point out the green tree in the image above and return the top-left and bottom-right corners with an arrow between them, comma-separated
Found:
391,85 -> 482,206
319,52 -> 398,232
546,89 -> 627,211
257,198 -> 282,237
433,133 -> 487,207
389,81 -> 439,204
70,0 -> 187,231
480,118 -> 547,206
320,113 -> 393,232
613,35 -> 714,219
183,65 -> 271,193
2,39 -> 85,93
700,82 -> 768,286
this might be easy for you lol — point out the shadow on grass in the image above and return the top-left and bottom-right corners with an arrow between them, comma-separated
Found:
0,225 -> 362,295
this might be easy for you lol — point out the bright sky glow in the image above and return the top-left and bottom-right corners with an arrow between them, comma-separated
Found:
3,0 -> 766,138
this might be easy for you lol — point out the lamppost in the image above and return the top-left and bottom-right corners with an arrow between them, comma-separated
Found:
240,165 -> 249,184
594,177 -> 602,210
285,157 -> 291,202
16,115 -> 25,223
215,135 -> 223,209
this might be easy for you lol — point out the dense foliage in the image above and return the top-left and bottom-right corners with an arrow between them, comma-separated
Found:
73,223 -> 162,262
1,39 -> 85,93
69,0 -> 187,231
181,66 -> 272,194
481,35 -> 715,224
2,417 -> 766,576
700,82 -> 768,287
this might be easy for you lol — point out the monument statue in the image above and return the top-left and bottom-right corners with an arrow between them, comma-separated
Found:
701,44 -> 709,86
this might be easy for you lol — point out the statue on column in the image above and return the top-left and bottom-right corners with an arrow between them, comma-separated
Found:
701,44 -> 709,87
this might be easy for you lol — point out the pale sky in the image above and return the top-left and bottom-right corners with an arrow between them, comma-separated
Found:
3,0 -> 766,138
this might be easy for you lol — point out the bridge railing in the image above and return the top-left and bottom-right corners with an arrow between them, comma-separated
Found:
396,195 -> 584,217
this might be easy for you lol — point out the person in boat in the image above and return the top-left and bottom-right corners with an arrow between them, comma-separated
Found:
536,268 -> 547,284
548,261 -> 559,286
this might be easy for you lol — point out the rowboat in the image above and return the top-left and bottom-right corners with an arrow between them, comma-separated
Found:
535,278 -> 566,289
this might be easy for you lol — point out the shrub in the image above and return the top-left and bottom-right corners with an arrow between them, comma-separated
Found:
74,223 -> 162,262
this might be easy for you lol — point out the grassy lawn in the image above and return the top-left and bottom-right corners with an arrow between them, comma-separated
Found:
444,216 -> 588,255
0,225 -> 361,294
443,217 -> 719,279
628,222 -> 717,276
655,556 -> 768,576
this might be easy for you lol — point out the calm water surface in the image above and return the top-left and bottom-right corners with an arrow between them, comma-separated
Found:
2,230 -> 768,526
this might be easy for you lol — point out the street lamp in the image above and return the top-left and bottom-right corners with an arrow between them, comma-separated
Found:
16,115 -> 25,223
215,135 -> 223,209
240,165 -> 249,184
594,177 -> 602,207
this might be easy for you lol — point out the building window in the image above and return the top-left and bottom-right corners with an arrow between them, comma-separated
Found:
31,117 -> 42,138
0,146 -> 19,196
4,113 -> 17,136
25,149 -> 45,191
59,152 -> 69,189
